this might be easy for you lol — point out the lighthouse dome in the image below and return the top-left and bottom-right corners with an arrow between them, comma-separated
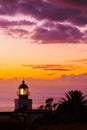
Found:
19,80 -> 28,89
18,80 -> 29,99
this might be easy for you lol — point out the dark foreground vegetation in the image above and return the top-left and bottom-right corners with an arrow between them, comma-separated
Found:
0,122 -> 87,130
34,123 -> 87,130
1,90 -> 87,130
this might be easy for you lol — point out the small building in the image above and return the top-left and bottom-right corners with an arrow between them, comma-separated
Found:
15,80 -> 32,110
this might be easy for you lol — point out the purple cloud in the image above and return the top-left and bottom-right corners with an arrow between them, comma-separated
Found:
32,23 -> 84,43
0,0 -> 86,26
18,0 -> 87,27
0,19 -> 35,28
0,19 -> 35,38
0,0 -> 18,15
6,29 -> 29,38
49,0 -> 87,10
19,0 -> 85,26
0,0 -> 87,43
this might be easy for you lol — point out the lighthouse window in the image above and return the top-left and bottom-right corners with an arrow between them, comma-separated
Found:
20,88 -> 28,95
20,88 -> 24,95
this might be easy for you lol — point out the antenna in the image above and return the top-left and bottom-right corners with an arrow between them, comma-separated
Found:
22,76 -> 25,82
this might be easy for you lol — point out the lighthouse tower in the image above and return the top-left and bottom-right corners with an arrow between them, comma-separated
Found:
15,80 -> 32,110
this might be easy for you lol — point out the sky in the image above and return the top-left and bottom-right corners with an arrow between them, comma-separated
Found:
0,0 -> 87,111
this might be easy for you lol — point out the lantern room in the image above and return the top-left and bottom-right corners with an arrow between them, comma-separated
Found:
15,80 -> 32,110
18,80 -> 29,99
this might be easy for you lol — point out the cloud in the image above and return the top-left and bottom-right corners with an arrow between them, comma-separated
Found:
70,59 -> 87,64
20,2 -> 79,21
48,0 -> 87,10
47,0 -> 87,26
0,19 -> 35,38
18,0 -> 87,27
0,0 -> 86,26
0,0 -> 18,15
6,28 -> 30,38
19,0 -> 87,26
32,23 -> 84,43
0,19 -> 86,43
0,0 -> 87,43
44,73 -> 56,76
22,64 -> 78,71
0,19 -> 35,28
59,73 -> 87,88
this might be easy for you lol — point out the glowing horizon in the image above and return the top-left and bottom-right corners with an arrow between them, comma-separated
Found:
0,39 -> 87,79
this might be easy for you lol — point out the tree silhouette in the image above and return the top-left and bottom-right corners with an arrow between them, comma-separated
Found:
45,98 -> 53,111
39,105 -> 44,110
39,98 -> 56,111
52,103 -> 58,110
57,90 -> 87,122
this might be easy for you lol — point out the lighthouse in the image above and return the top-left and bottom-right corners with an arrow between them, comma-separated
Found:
15,80 -> 32,110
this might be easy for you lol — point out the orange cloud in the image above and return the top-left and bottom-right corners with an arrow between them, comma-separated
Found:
22,64 -> 80,71
70,59 -> 87,64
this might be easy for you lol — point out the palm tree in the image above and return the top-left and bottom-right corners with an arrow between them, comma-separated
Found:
57,90 -> 87,121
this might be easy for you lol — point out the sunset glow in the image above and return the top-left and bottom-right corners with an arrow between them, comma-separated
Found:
0,0 -> 87,111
